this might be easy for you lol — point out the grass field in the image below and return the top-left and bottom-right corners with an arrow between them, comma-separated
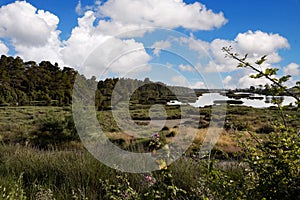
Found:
0,105 -> 299,199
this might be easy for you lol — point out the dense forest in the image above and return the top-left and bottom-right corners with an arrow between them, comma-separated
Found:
0,55 -> 77,106
0,55 -> 195,109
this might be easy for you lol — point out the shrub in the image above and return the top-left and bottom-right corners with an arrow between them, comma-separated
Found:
244,131 -> 300,199
29,116 -> 78,149
256,124 -> 275,134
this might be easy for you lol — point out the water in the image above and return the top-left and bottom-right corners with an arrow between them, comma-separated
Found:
174,93 -> 297,108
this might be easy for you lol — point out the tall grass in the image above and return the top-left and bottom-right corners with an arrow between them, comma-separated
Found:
0,144 -> 245,199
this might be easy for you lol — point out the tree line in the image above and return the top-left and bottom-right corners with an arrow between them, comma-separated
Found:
0,55 -> 77,106
0,55 -> 194,108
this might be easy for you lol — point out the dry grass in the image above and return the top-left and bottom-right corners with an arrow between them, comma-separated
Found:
106,126 -> 248,153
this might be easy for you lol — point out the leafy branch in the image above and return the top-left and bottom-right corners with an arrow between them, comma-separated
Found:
222,46 -> 300,103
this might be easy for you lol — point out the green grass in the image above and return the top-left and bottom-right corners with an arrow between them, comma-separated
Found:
0,105 -> 299,199
0,144 -> 243,199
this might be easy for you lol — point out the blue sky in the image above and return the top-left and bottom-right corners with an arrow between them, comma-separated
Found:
0,0 -> 299,89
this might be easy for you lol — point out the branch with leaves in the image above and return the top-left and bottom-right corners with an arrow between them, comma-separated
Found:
222,46 -> 300,104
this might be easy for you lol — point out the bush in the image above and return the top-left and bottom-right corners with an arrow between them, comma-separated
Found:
29,116 -> 78,149
256,124 -> 275,134
244,131 -> 300,199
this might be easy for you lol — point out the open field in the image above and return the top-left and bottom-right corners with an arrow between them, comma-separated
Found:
0,105 -> 299,199
1,104 -> 299,149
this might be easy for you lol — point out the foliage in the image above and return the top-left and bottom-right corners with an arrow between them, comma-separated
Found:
96,77 -> 195,110
0,173 -> 27,200
0,55 -> 77,106
222,46 -> 300,199
29,115 -> 79,149
244,131 -> 300,199
101,174 -> 139,200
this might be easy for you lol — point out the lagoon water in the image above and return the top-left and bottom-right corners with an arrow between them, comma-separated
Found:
183,93 -> 296,108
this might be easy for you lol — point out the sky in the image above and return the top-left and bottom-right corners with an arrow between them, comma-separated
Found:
0,0 -> 299,89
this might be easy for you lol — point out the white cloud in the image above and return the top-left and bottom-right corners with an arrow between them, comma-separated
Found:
151,40 -> 171,56
0,1 -> 63,64
96,21 -> 148,37
191,81 -> 205,88
98,0 -> 227,32
202,31 -> 290,73
165,62 -> 173,68
0,41 -> 8,55
171,75 -> 188,86
62,11 -> 151,77
204,39 -> 237,73
61,11 -> 101,68
179,64 -> 195,72
75,0 -> 83,15
222,75 -> 232,85
94,0 -> 227,37
235,30 -> 290,55
0,1 -> 152,76
0,1 -> 60,47
284,63 -> 300,76
15,33 -> 63,66
171,75 -> 204,88
178,34 -> 210,57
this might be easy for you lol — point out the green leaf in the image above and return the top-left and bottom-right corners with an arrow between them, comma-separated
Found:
255,55 -> 267,65
241,53 -> 248,61
237,63 -> 244,68
265,68 -> 278,76
278,75 -> 291,84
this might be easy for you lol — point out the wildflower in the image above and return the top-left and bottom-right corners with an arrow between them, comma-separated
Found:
152,133 -> 160,139
145,175 -> 151,182
144,174 -> 156,186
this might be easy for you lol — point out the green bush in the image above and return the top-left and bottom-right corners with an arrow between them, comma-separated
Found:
29,116 -> 78,149
256,124 -> 275,134
244,131 -> 300,199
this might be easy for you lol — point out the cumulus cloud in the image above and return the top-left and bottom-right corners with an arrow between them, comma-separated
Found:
15,34 -> 63,66
179,64 -> 195,72
96,21 -> 147,37
0,1 -> 152,76
176,30 -> 291,88
0,1 -> 63,64
151,40 -> 171,56
62,11 -> 151,77
97,0 -> 227,33
204,39 -> 237,73
284,63 -> 300,76
235,30 -> 290,55
0,41 -> 8,55
202,31 -> 290,73
0,1 -> 60,47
